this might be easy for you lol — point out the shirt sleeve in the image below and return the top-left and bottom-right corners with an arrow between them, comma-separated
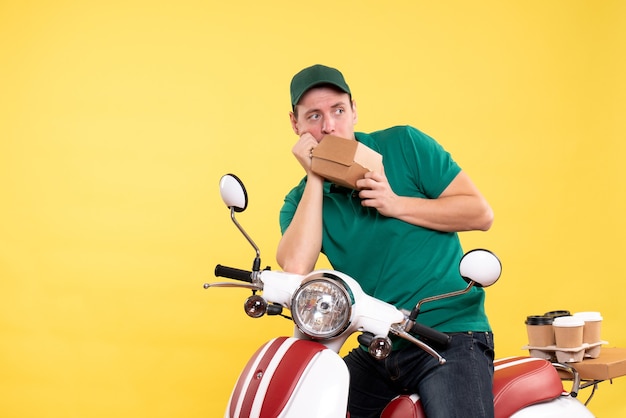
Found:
404,126 -> 461,198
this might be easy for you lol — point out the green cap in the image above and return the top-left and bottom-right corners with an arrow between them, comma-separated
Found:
290,64 -> 351,107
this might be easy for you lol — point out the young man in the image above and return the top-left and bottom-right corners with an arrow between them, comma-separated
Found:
277,64 -> 495,418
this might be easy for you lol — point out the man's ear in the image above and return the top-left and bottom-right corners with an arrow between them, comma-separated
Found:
289,111 -> 299,135
352,100 -> 358,125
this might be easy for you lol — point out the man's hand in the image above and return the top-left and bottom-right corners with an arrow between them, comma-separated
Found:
292,133 -> 319,174
357,169 -> 494,232
356,169 -> 399,218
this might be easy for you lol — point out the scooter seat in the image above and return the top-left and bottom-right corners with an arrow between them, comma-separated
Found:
380,394 -> 426,418
381,356 -> 564,418
493,356 -> 565,418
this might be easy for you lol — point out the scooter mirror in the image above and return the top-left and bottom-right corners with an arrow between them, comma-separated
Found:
219,174 -> 248,213
459,249 -> 501,287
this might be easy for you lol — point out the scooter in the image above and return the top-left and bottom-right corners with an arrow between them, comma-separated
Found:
205,173 -> 595,418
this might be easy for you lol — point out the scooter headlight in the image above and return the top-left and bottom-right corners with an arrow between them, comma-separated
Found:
291,274 -> 352,339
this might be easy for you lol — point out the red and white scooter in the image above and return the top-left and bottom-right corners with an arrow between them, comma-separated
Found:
205,174 -> 595,418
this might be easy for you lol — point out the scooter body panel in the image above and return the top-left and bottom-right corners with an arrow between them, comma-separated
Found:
226,336 -> 349,418
510,395 -> 595,417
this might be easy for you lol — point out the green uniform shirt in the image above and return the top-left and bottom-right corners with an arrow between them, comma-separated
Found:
279,125 -> 490,335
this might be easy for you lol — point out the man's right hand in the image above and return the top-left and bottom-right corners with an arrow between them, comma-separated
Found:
292,132 -> 320,174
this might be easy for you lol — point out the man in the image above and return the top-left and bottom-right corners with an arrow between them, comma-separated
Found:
277,64 -> 495,418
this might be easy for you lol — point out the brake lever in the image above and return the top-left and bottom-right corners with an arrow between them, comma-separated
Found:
389,323 -> 446,365
203,282 -> 263,291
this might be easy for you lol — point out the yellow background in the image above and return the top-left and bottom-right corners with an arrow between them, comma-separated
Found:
1,1 -> 624,416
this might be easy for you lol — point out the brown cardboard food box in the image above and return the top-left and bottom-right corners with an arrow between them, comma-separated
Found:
569,347 -> 626,381
311,135 -> 383,189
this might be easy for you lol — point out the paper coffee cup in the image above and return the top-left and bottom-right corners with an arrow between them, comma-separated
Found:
525,315 -> 555,347
553,316 -> 584,348
573,311 -> 603,343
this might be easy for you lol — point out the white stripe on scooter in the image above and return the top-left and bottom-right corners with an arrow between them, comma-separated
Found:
248,338 -> 298,417
231,338 -> 298,418
231,338 -> 287,417
494,357 -> 544,371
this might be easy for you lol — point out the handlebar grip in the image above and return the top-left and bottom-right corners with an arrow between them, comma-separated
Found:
409,322 -> 451,347
214,264 -> 253,283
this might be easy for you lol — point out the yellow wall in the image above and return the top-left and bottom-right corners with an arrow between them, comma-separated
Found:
1,1 -> 624,416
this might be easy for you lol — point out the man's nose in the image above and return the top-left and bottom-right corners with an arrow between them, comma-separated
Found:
322,117 -> 334,134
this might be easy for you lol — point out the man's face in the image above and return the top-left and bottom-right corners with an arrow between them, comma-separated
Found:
290,86 -> 357,142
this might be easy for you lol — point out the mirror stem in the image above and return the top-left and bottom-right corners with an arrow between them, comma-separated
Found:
230,207 -> 261,272
408,281 -> 475,322
252,256 -> 261,272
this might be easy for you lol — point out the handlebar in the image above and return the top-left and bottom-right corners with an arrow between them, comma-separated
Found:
211,263 -> 451,363
214,264 -> 253,283
408,322 -> 451,347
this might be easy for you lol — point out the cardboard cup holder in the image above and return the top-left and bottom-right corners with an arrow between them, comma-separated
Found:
522,340 -> 608,363
523,311 -> 605,363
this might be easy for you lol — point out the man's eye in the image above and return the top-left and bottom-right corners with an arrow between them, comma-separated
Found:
335,108 -> 345,115
308,114 -> 321,121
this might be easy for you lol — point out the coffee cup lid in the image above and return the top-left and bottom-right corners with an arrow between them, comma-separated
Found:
553,316 -> 585,327
573,311 -> 603,321
525,315 -> 553,325
544,310 -> 571,318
